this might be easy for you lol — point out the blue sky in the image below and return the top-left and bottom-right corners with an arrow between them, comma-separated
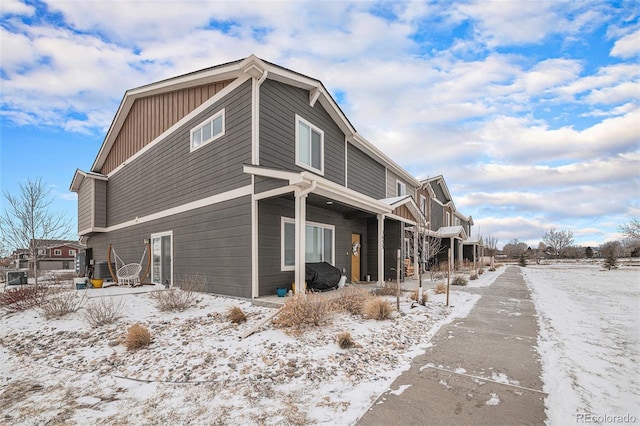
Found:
1,0 -> 638,249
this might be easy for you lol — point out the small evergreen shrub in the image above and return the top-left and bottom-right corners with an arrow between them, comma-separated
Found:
362,296 -> 394,320
518,254 -> 527,267
124,323 -> 151,351
451,275 -> 467,286
227,305 -> 247,324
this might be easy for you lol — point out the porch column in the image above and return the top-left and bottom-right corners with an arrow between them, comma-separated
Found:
413,227 -> 418,276
449,236 -> 455,270
458,239 -> 463,269
294,189 -> 307,294
377,214 -> 385,285
473,243 -> 477,273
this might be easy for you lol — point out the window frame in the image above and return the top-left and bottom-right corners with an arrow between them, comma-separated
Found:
295,114 -> 324,175
69,249 -> 76,256
53,249 -> 62,256
281,217 -> 335,271
396,180 -> 406,197
190,108 -> 226,152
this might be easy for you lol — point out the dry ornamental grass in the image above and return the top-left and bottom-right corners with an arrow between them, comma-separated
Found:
124,323 -> 151,351
332,286 -> 371,315
273,293 -> 332,332
362,297 -> 394,320
227,305 -> 247,324
336,331 -> 356,349
435,283 -> 447,294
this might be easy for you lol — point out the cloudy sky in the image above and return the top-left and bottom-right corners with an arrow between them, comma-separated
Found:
1,0 -> 638,249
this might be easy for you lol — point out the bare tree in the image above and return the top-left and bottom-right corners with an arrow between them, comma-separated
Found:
619,217 -> 640,240
542,229 -> 575,258
0,178 -> 73,285
484,235 -> 498,257
503,238 -> 527,258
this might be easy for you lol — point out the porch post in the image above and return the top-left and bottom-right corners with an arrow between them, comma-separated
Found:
458,238 -> 463,269
294,189 -> 307,294
377,214 -> 385,285
449,236 -> 455,270
413,226 -> 418,276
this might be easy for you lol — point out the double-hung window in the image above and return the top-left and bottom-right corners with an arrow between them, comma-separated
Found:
295,114 -> 324,174
282,218 -> 334,270
397,180 -> 406,197
54,249 -> 62,256
190,108 -> 225,152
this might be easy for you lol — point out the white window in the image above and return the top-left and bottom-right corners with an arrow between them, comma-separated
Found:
190,109 -> 225,152
281,217 -> 334,271
446,211 -> 451,226
54,249 -> 62,256
397,180 -> 406,196
69,249 -> 76,256
295,114 -> 324,174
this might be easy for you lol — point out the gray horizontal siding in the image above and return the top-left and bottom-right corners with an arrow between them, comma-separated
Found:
107,80 -> 252,226
87,196 -> 252,298
257,197 -> 369,296
386,170 -> 411,198
94,180 -> 107,228
259,80 -> 345,185
78,179 -> 92,232
346,144 -> 386,199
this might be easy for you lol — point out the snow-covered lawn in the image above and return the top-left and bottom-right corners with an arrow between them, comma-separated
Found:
523,261 -> 640,425
0,271 -> 497,425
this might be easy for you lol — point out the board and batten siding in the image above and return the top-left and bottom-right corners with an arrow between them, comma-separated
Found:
259,79 -> 346,185
102,80 -> 234,175
106,80 -> 252,226
431,198 -> 443,230
87,196 -> 252,298
346,144 -> 386,200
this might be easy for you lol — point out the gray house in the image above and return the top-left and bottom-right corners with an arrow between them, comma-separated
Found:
70,55 -> 430,299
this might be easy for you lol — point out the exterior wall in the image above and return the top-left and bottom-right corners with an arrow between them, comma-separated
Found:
106,80 -> 253,226
78,179 -> 93,232
257,197 -> 369,296
383,219 -> 402,280
430,199 -> 443,230
386,170 -> 411,198
346,144 -> 386,199
102,80 -> 234,174
87,196 -> 252,298
95,180 -> 107,228
259,79 -> 346,185
432,181 -> 449,203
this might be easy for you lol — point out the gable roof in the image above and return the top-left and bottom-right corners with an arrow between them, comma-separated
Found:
89,54 -> 419,188
435,225 -> 468,240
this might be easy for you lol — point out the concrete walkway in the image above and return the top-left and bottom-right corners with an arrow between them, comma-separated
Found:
357,266 -> 546,426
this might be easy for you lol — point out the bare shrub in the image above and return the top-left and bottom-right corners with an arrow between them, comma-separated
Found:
124,323 -> 151,351
362,296 -> 394,320
83,297 -> 124,327
469,273 -> 478,280
434,283 -> 447,294
451,275 -> 468,286
336,331 -> 356,349
372,281 -> 398,296
150,272 -> 207,312
227,305 -> 247,324
41,289 -> 85,319
478,268 -> 484,275
333,286 -> 371,315
273,293 -> 332,332
410,289 -> 429,305
0,285 -> 49,312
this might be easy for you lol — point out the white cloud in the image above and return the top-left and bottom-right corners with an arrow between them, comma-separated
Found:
0,0 -> 34,16
610,29 -> 640,58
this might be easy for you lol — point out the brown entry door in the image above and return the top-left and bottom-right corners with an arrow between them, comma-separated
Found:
351,233 -> 361,282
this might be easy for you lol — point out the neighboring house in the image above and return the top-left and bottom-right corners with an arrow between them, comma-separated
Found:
9,249 -> 29,269
421,176 -> 479,269
32,240 -> 83,271
70,55 -> 475,300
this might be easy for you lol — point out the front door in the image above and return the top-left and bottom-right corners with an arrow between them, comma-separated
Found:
151,231 -> 173,287
351,233 -> 361,282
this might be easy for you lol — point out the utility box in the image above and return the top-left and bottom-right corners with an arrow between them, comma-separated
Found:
94,261 -> 115,279
6,270 -> 28,286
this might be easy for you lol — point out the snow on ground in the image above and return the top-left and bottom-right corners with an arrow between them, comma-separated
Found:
523,261 -> 640,425
0,270 -> 500,425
